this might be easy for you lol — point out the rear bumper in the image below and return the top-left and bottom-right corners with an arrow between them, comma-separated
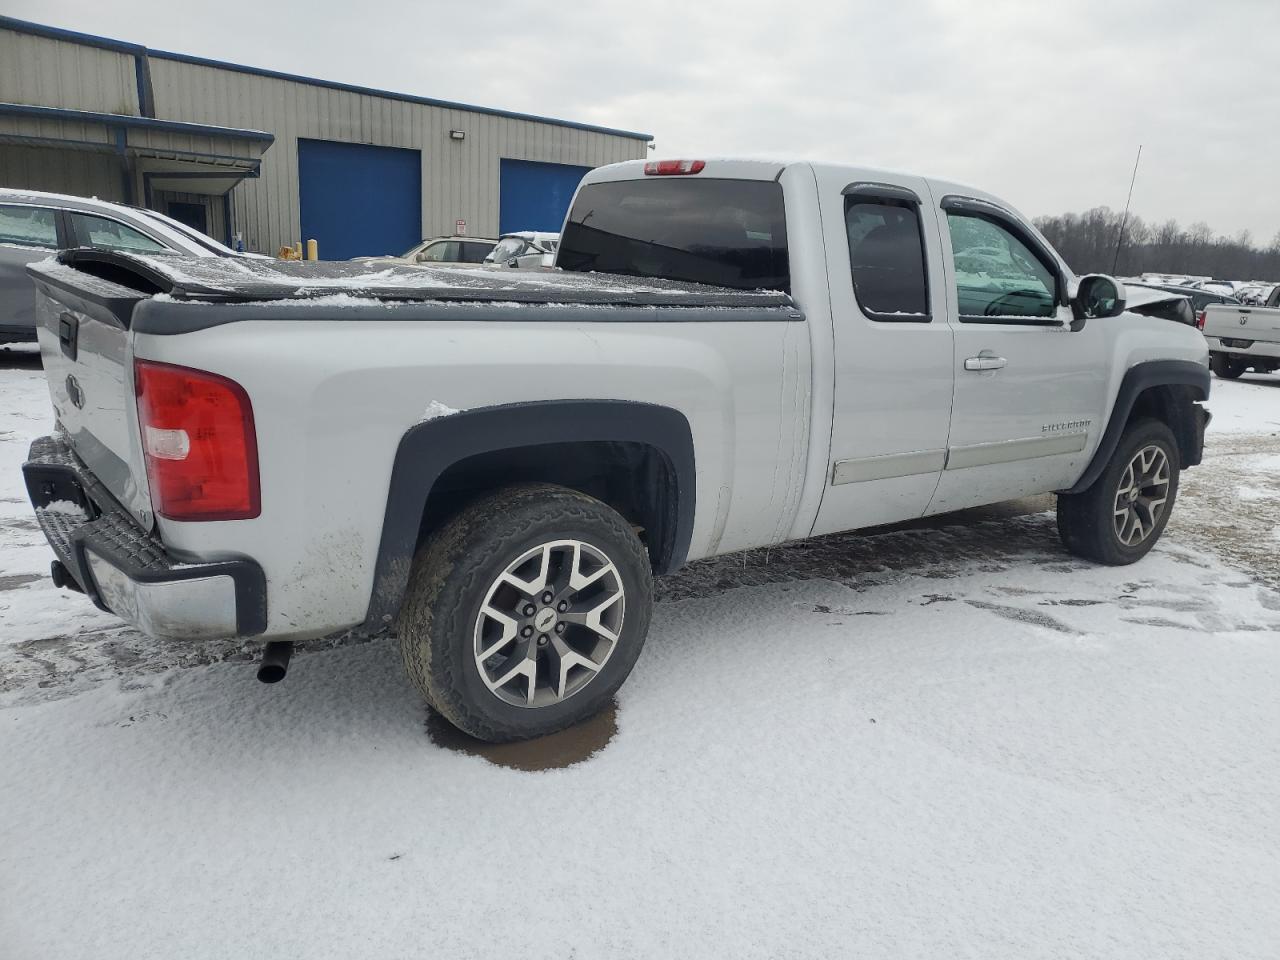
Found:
22,434 -> 266,640
1205,336 -> 1280,359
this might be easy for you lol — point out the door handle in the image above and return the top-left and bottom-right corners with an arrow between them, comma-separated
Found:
964,354 -> 1007,372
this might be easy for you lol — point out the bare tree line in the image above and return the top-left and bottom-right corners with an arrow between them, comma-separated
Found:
1033,207 -> 1280,282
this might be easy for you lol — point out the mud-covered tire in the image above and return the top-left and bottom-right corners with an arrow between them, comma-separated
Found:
397,483 -> 653,742
1056,418 -> 1180,566
1210,353 -> 1244,379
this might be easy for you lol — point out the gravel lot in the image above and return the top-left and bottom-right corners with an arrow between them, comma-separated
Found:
1,345 -> 1277,959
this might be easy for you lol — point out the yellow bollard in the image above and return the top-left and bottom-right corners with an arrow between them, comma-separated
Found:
306,239 -> 318,261
293,241 -> 303,260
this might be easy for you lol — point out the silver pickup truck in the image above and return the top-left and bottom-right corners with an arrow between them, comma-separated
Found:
1203,284 -> 1280,378
23,158 -> 1210,741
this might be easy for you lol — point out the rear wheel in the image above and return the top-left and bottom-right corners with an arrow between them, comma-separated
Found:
1057,418 -> 1180,565
1210,352 -> 1244,379
397,483 -> 653,742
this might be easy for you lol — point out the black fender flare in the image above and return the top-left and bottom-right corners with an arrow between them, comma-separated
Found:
362,400 -> 695,630
1064,359 -> 1209,495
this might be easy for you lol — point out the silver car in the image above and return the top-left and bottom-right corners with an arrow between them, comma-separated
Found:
0,188 -> 232,343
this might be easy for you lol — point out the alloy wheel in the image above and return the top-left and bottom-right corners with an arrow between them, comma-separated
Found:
1112,444 -> 1171,547
473,539 -> 625,708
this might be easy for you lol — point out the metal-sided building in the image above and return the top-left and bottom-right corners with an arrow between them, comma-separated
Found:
0,16 -> 651,257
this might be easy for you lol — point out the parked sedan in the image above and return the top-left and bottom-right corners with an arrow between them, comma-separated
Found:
0,188 -> 231,343
357,236 -> 498,267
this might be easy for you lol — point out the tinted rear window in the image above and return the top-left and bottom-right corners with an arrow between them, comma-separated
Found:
557,178 -> 789,292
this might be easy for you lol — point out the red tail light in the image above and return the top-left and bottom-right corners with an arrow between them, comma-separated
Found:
1195,310 -> 1206,330
643,159 -> 705,176
134,359 -> 260,521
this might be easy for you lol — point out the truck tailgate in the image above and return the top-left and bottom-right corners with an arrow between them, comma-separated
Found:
1204,304 -> 1280,344
26,257 -> 153,527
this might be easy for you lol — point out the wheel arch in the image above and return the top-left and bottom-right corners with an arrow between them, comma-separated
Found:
363,400 -> 695,630
1065,360 -> 1209,495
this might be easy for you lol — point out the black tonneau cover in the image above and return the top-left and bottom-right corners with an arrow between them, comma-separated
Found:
45,249 -> 795,309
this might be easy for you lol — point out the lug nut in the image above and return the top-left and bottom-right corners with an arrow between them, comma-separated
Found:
557,601 -> 569,612
523,604 -> 536,616
537,634 -> 549,646
521,625 -> 533,638
541,591 -> 554,604
555,622 -> 566,634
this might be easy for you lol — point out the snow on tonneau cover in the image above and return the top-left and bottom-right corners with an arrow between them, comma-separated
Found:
51,249 -> 794,306
25,249 -> 797,529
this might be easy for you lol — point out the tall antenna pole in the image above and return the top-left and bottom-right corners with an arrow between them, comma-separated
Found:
1112,144 -> 1143,274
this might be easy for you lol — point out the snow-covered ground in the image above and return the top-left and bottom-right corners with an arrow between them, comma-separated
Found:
1,348 -> 1277,959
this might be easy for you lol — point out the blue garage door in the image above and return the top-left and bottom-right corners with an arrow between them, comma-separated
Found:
298,139 -> 422,260
499,159 -> 593,234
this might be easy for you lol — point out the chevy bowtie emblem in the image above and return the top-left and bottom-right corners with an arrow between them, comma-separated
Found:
65,374 -> 84,409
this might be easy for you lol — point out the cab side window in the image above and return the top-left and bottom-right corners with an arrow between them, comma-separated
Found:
68,213 -> 167,254
947,213 -> 1056,321
0,205 -> 58,248
417,242 -> 454,262
846,199 -> 929,321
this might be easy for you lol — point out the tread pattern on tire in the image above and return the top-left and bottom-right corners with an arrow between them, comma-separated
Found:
1057,417 -> 1180,566
397,483 -> 652,742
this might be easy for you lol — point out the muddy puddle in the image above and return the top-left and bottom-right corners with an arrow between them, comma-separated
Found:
425,701 -> 617,771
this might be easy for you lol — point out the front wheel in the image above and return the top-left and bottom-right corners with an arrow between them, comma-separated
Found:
1210,352 -> 1244,379
397,483 -> 653,742
1057,418 -> 1180,565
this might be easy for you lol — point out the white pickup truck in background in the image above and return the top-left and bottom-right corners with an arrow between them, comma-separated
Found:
1203,284 -> 1280,378
23,158 -> 1210,741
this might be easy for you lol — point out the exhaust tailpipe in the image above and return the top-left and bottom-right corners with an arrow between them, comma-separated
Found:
257,641 -> 294,684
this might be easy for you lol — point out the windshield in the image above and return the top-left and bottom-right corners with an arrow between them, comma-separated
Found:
488,237 -> 528,262
129,207 -> 235,257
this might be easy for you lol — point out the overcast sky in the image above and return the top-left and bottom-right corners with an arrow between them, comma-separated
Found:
14,0 -> 1280,243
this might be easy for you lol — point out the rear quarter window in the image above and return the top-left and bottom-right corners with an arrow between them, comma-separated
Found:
558,178 -> 789,292
0,204 -> 58,248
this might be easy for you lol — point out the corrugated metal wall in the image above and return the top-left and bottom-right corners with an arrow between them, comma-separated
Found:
0,30 -> 139,115
0,21 -> 649,255
0,142 -> 123,200
147,57 -> 647,254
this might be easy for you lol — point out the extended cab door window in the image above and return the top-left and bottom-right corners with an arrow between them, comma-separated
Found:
947,213 -> 1057,322
67,213 -> 168,254
846,199 -> 930,321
